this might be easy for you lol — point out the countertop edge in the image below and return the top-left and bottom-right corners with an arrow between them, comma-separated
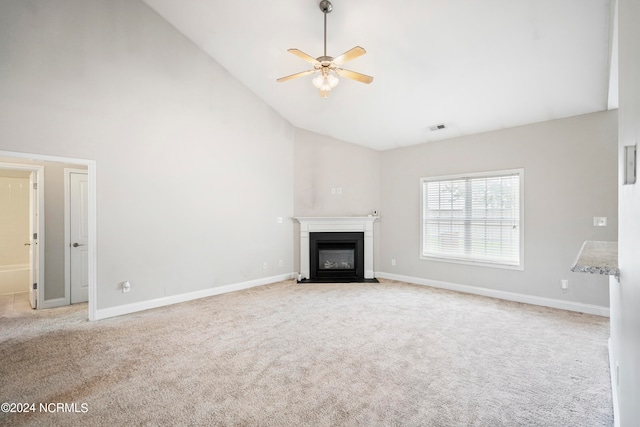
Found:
570,240 -> 619,277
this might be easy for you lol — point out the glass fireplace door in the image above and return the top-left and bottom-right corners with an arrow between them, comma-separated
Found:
309,232 -> 364,280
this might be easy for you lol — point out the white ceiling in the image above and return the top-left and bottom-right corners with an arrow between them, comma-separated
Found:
142,0 -> 615,151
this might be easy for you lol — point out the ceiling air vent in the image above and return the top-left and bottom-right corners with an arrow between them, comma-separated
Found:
429,123 -> 447,131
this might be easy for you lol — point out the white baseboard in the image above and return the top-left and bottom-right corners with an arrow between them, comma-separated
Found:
93,271 -> 609,320
609,338 -> 620,427
376,272 -> 610,317
39,296 -> 69,310
94,273 -> 295,320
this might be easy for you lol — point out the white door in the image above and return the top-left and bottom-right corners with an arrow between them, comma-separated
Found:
70,172 -> 89,304
28,172 -> 38,309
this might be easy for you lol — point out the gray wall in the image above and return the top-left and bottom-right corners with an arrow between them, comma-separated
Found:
1,10 -> 630,419
294,128 -> 381,217
379,111 -> 618,307
0,0 -> 294,310
612,0 -> 640,423
293,128 -> 381,271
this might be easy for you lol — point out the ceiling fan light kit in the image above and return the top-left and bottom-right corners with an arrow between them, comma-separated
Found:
312,72 -> 339,90
277,0 -> 373,99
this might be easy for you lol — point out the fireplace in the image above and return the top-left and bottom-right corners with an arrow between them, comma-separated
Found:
295,216 -> 379,283
310,232 -> 364,280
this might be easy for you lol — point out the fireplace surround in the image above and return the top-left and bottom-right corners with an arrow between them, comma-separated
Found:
295,216 -> 378,283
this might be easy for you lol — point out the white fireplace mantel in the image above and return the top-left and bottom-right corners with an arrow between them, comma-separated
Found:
294,216 -> 379,280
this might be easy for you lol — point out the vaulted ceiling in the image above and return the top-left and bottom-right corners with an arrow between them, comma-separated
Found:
142,0 -> 617,151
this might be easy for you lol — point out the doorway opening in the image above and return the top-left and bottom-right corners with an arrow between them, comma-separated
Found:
0,151 -> 97,320
0,163 -> 42,312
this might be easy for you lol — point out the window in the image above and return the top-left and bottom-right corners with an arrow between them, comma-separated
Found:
421,169 -> 523,269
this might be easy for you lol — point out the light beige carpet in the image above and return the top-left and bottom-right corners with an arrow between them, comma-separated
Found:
0,279 -> 612,426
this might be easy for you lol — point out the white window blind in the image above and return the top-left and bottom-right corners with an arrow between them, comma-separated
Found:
421,169 -> 523,268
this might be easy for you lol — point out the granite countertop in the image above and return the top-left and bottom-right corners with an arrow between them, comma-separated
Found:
571,241 -> 619,277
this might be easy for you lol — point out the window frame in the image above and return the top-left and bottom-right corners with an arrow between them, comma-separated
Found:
420,168 -> 524,270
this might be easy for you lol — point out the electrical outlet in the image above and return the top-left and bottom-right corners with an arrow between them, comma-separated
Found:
561,279 -> 569,293
391,259 -> 396,266
122,281 -> 131,293
279,260 -> 283,267
263,262 -> 268,269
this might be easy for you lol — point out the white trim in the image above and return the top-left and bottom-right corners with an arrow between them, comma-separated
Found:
0,150 -> 97,320
420,168 -> 525,271
39,296 -> 68,309
94,273 -> 295,320
294,217 -> 378,280
87,160 -> 97,321
376,272 -> 610,317
421,168 -> 524,182
609,338 -> 620,427
419,254 -> 524,271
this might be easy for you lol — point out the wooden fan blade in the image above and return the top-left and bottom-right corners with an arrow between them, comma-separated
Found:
335,68 -> 374,84
333,46 -> 366,65
277,69 -> 316,83
288,49 -> 319,65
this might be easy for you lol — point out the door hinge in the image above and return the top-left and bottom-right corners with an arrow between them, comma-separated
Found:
33,233 -> 38,240
33,183 -> 38,190
33,283 -> 37,290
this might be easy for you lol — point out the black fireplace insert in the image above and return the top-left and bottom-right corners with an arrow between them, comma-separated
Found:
308,232 -> 364,281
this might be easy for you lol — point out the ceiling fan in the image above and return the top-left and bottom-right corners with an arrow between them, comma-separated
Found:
277,0 -> 373,99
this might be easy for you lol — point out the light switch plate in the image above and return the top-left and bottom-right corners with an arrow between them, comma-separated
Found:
625,145 -> 637,185
593,217 -> 607,227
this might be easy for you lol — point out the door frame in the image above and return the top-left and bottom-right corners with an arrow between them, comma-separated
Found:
0,162 -> 44,308
64,168 -> 89,305
0,150 -> 97,320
